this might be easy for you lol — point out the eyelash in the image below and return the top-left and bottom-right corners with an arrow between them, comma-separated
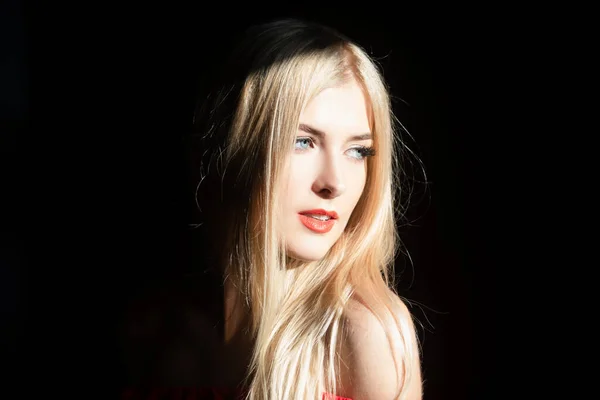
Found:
295,137 -> 376,160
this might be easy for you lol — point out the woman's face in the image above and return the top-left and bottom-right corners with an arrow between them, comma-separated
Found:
281,78 -> 374,261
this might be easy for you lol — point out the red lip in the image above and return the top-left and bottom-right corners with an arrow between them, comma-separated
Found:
298,214 -> 336,234
298,209 -> 339,219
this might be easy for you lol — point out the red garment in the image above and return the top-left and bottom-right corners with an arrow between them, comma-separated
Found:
121,387 -> 351,400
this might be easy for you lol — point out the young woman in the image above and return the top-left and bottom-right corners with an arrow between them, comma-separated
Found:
123,18 -> 423,400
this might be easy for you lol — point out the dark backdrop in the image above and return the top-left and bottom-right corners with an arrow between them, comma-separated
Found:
2,2 -> 532,399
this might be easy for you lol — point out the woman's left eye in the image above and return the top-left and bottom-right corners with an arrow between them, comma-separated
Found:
347,146 -> 376,160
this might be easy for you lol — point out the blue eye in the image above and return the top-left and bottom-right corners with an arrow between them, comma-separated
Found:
295,137 -> 313,151
347,146 -> 377,160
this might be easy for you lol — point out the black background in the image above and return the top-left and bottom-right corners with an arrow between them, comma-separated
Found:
2,2 -> 549,399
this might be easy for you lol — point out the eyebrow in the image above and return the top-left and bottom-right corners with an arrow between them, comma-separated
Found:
298,123 -> 372,142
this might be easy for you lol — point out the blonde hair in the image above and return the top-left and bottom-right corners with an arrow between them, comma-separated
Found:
193,18 -> 421,399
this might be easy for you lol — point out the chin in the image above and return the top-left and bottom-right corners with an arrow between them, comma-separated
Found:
282,227 -> 341,263
286,244 -> 331,262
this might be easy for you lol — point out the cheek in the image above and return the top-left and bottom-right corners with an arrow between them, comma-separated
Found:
286,158 -> 310,196
350,168 -> 368,203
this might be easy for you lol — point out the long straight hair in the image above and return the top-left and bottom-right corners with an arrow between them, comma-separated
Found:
193,19 -> 420,400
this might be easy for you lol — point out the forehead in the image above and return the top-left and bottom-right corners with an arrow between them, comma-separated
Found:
299,80 -> 372,136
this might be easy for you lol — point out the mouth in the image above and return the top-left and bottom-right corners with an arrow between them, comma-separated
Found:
298,209 -> 338,234
298,209 -> 338,220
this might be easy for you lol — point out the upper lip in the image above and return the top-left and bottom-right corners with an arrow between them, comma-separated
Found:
299,209 -> 339,219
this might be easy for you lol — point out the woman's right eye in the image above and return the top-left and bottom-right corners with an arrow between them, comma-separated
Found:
295,137 -> 313,151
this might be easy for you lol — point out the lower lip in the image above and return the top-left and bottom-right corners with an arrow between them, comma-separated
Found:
298,214 -> 336,233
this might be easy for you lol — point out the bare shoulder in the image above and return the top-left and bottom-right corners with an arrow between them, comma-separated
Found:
338,289 -> 422,400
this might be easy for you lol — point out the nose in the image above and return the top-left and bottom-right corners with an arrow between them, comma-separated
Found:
311,153 -> 346,199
